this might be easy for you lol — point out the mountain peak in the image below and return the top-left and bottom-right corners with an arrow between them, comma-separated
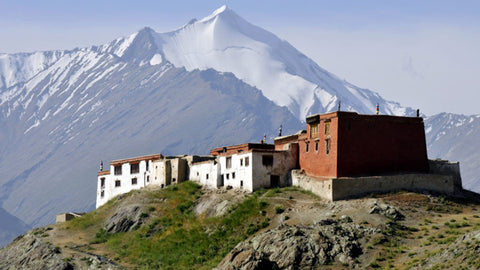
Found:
211,5 -> 229,16
199,5 -> 238,23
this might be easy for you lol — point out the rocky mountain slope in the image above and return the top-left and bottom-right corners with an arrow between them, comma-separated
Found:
2,182 -> 480,269
0,5 -> 478,249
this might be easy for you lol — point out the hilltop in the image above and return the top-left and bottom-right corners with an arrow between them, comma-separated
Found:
2,182 -> 480,269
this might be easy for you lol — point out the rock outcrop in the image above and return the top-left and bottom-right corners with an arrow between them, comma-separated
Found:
216,219 -> 378,269
0,230 -> 71,270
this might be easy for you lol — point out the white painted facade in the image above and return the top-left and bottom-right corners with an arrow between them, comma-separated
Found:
189,160 -> 220,188
96,144 -> 299,208
96,158 -> 154,208
219,152 -> 254,191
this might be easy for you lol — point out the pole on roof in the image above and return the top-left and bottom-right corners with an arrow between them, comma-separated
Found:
376,103 -> 379,115
278,125 -> 282,137
337,101 -> 341,111
417,109 -> 420,117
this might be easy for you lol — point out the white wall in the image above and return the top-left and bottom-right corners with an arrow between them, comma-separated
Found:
96,159 -> 153,208
189,161 -> 220,188
218,153 -> 253,191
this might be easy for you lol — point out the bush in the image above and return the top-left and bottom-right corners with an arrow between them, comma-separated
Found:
275,206 -> 284,214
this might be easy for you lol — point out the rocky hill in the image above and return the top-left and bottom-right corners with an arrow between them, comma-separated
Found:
2,182 -> 480,269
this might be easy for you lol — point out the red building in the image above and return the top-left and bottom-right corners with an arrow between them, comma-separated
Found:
275,111 -> 429,178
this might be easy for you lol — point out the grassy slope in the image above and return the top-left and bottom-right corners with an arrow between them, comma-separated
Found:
47,182 -> 480,269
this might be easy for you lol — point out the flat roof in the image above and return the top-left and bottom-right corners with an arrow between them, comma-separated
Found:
111,154 -> 163,166
210,143 -> 275,156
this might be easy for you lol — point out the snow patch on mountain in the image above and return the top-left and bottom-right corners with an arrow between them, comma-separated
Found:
145,5 -> 414,120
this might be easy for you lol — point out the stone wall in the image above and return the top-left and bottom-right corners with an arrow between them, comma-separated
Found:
429,159 -> 462,190
291,170 -> 457,201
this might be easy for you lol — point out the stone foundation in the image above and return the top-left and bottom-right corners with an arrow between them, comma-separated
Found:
291,170 -> 459,201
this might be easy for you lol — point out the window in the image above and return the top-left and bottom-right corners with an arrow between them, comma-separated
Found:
306,142 -> 310,153
226,157 -> 232,169
240,158 -> 243,166
310,123 -> 319,138
147,176 -> 150,183
262,155 -> 274,166
197,172 -> 199,176
131,178 -> 137,185
115,180 -> 121,187
173,178 -> 176,182
245,157 -> 250,167
130,163 -> 139,174
324,121 -> 331,135
100,177 -> 105,188
226,174 -> 230,180
232,172 -> 235,179
206,174 -> 209,180
315,141 -> 319,152
240,180 -> 243,187
101,191 -> 105,198
114,165 -> 122,175
145,161 -> 149,171
325,139 -> 331,155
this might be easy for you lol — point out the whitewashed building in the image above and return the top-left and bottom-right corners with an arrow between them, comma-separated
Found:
209,143 -> 298,192
96,154 -> 161,208
97,143 -> 299,208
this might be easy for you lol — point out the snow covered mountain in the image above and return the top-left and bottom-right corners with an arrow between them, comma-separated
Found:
0,5 -> 475,247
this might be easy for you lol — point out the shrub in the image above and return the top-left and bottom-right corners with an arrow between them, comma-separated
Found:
275,206 -> 284,214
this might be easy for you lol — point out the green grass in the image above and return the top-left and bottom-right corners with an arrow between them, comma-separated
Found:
82,181 -> 272,269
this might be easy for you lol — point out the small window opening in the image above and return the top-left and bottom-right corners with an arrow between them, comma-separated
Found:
114,165 -> 122,175
130,163 -> 139,174
306,142 -> 310,153
115,180 -> 121,187
324,121 -> 331,135
131,178 -> 137,185
226,174 -> 230,180
325,139 -> 331,155
100,177 -> 105,188
147,176 -> 150,183
206,174 -> 209,180
232,172 -> 235,179
240,180 -> 243,188
226,157 -> 232,169
240,158 -> 243,166
262,155 -> 274,166
245,157 -> 250,167
145,161 -> 149,171
310,123 -> 319,138
101,191 -> 105,198
315,141 -> 319,152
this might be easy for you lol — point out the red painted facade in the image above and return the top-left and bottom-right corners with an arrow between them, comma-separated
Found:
276,111 -> 429,178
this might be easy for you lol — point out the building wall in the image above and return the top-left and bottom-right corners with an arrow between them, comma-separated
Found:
291,170 -> 456,201
336,113 -> 429,177
189,160 -> 220,188
331,174 -> 455,200
219,153 -> 253,191
298,112 -> 339,177
251,146 -> 299,190
297,111 -> 428,178
428,159 -> 462,189
96,159 -> 152,208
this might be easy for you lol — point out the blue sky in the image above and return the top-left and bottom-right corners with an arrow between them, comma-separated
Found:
1,0 -> 479,115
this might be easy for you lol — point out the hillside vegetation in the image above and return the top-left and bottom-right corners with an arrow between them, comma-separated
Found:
2,182 -> 480,269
